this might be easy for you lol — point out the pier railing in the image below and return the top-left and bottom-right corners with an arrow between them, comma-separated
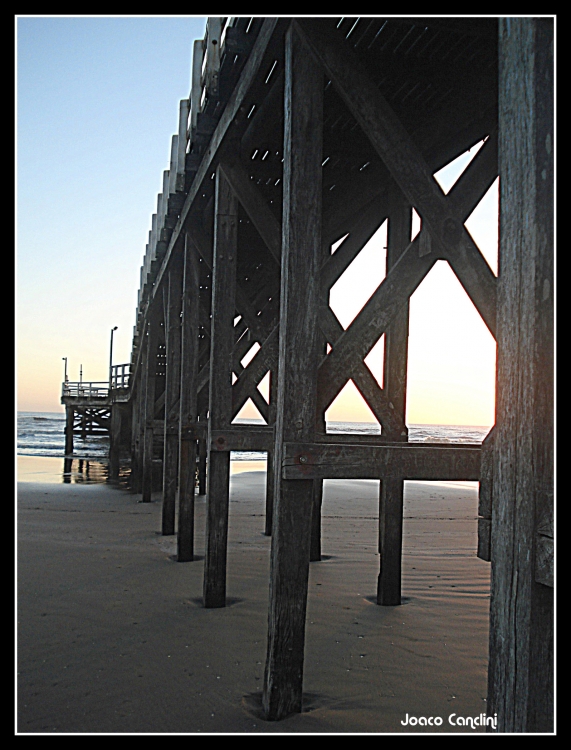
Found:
61,364 -> 131,400
111,363 -> 130,390
62,382 -> 110,399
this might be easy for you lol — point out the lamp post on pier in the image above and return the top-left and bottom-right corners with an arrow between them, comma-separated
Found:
109,326 -> 118,389
62,357 -> 68,383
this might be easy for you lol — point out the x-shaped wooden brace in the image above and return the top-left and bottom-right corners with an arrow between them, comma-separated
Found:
221,160 -> 409,436
293,19 -> 498,419
187,211 -> 276,424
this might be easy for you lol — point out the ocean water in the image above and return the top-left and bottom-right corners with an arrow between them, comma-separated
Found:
17,412 -> 490,461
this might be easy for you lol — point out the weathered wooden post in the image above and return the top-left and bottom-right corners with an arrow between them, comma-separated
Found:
108,403 -> 121,481
377,183 -> 411,606
203,164 -> 238,607
130,380 -> 143,493
263,371 -> 278,536
161,260 -> 183,535
64,405 -> 74,456
262,22 -> 323,720
64,404 -> 74,477
141,310 -> 161,503
197,436 -> 207,496
177,233 -> 201,561
487,17 -> 554,733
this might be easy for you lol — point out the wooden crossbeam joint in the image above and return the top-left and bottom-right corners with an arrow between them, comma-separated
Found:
282,441 -> 481,480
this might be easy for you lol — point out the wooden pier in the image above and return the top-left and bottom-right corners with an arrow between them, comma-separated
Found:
69,17 -> 554,731
61,365 -> 132,478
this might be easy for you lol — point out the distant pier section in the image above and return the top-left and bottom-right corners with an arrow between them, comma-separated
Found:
61,363 -> 131,477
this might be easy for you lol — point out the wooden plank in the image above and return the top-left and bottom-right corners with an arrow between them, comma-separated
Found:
488,18 -> 554,734
203,164 -> 238,608
176,99 -> 190,192
282,442 -> 481,481
210,427 -> 274,453
161,265 -> 183,536
263,24 -> 323,722
296,18 -> 497,337
177,233 -> 201,562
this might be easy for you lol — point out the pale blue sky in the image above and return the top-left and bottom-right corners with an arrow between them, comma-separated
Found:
17,16 -> 207,409
17,15 -> 497,425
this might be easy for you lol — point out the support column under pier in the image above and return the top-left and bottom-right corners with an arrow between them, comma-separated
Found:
141,311 -> 161,503
263,24 -> 324,720
178,233 -> 201,562
203,165 -> 238,607
162,263 -> 183,535
377,183 -> 411,606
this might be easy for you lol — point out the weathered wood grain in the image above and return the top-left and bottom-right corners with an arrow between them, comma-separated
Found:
161,264 -> 183,536
487,17 -> 554,733
281,442 -> 481,481
203,165 -> 238,608
477,427 -> 494,562
141,311 -> 161,503
210,427 -> 274,453
263,25 -> 323,722
377,478 -> 404,605
177,233 -> 200,562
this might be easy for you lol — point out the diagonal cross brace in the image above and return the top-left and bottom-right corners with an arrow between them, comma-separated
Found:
320,305 -> 406,436
315,127 -> 499,417
296,19 -> 497,338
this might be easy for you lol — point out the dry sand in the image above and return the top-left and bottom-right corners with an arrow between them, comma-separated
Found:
17,458 -> 491,734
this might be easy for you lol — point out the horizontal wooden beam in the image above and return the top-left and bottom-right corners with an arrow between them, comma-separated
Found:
282,441 -> 481,480
210,427 -> 274,453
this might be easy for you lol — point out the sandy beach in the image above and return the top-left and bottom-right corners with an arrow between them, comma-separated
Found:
17,457 -> 491,734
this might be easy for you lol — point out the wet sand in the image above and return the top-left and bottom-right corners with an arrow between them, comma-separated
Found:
17,458 -> 491,734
